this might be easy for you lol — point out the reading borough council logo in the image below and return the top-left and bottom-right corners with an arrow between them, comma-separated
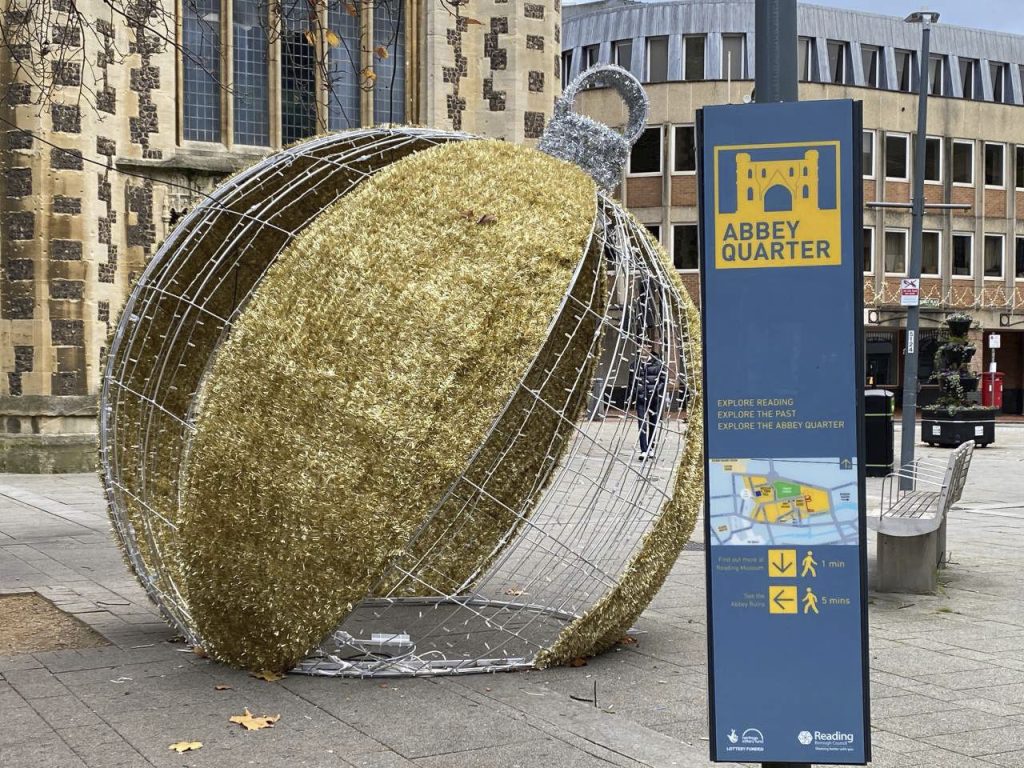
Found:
713,141 -> 841,269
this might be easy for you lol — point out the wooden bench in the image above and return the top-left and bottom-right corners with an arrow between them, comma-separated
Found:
867,440 -> 974,594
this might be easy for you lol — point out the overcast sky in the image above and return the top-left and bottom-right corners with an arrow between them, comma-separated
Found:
563,1 -> 1024,36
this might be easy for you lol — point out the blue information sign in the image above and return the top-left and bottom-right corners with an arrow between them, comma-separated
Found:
698,99 -> 870,765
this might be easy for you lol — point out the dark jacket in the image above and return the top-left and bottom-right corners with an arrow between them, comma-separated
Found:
633,354 -> 667,411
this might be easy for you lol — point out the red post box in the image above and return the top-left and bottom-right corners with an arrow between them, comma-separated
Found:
981,371 -> 1004,410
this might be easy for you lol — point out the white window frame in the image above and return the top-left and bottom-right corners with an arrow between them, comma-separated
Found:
672,223 -> 700,272
827,39 -> 849,85
895,49 -> 914,92
983,233 -> 1005,280
862,129 -> 875,179
923,135 -> 942,185
861,45 -> 880,88
627,126 -> 663,177
951,232 -> 974,279
928,54 -> 945,96
1016,146 -> 1024,191
643,223 -> 662,245
960,58 -> 977,99
798,36 -> 814,82
952,139 -> 975,186
682,35 -> 706,81
583,44 -> 600,70
991,61 -> 1008,103
883,228 -> 909,276
984,142 -> 1006,189
721,34 -> 746,80
671,124 -> 697,175
612,39 -> 632,70
921,229 -> 942,277
884,132 -> 910,181
863,226 -> 874,274
645,36 -> 668,83
1015,235 -> 1024,281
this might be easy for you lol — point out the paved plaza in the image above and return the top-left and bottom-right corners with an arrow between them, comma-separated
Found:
2,426 -> 1024,767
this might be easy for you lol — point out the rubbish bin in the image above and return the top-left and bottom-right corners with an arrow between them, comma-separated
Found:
864,389 -> 894,478
981,371 -> 1004,410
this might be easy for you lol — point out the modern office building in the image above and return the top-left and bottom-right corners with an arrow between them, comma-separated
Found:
565,0 -> 1024,414
0,0 -> 561,470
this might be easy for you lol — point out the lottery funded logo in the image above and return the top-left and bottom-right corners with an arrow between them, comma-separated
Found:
713,141 -> 841,269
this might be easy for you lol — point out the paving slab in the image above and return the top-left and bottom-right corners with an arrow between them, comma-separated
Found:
1,425 -> 1023,767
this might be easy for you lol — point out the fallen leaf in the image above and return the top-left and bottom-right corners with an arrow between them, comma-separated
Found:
344,1 -> 357,16
325,30 -> 341,47
477,214 -> 497,225
504,587 -> 527,596
169,741 -> 202,753
229,708 -> 281,731
457,209 -> 475,220
569,656 -> 588,667
464,17 -> 483,25
617,635 -> 638,646
249,670 -> 284,682
192,646 -> 208,658
214,684 -> 232,691
375,45 -> 389,60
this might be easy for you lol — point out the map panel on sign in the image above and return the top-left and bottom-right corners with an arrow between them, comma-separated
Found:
709,457 -> 858,546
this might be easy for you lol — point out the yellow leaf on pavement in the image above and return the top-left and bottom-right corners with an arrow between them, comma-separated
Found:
249,670 -> 283,682
169,741 -> 203,753
229,708 -> 281,731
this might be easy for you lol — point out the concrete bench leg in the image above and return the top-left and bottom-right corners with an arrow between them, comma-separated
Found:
876,532 -> 938,594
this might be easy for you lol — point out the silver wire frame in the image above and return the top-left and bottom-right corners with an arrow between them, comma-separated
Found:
99,128 -> 700,677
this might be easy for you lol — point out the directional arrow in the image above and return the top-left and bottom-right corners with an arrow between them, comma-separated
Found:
840,458 -> 853,469
773,553 -> 793,575
773,591 -> 793,611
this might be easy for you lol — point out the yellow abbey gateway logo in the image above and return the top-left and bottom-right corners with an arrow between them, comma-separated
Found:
714,141 -> 841,269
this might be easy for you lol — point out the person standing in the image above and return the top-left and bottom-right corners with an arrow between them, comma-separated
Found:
633,342 -> 667,461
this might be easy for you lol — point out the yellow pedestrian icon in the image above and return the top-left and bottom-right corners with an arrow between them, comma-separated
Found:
801,550 -> 818,578
802,586 -> 819,614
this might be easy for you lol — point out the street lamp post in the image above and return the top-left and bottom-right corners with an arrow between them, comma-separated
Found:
898,10 -> 940,491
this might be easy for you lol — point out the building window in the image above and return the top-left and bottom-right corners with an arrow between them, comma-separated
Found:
646,37 -> 668,83
683,35 -> 706,80
863,227 -> 874,273
952,140 -> 974,184
798,36 -> 814,81
1016,146 -> 1024,190
928,54 -> 945,96
885,133 -> 909,180
373,0 -> 405,125
985,143 -> 1005,187
827,40 -> 849,84
234,0 -> 270,143
583,44 -> 600,71
629,127 -> 662,175
984,235 -> 1004,278
181,0 -> 406,148
1016,236 -> 1024,279
673,125 -> 696,173
924,136 -> 941,183
182,0 -> 222,142
612,39 -> 633,70
722,34 -> 745,79
960,57 -> 978,99
673,224 -> 700,270
862,130 -> 874,178
644,224 -> 661,244
922,230 -> 940,276
952,233 -> 973,277
895,49 -> 913,92
884,230 -> 907,275
860,45 -> 879,87
561,50 -> 573,89
991,61 -> 1008,103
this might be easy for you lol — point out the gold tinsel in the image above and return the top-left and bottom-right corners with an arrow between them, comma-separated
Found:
177,140 -> 599,670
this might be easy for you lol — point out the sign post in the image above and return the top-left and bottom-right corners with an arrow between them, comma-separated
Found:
698,99 -> 870,765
